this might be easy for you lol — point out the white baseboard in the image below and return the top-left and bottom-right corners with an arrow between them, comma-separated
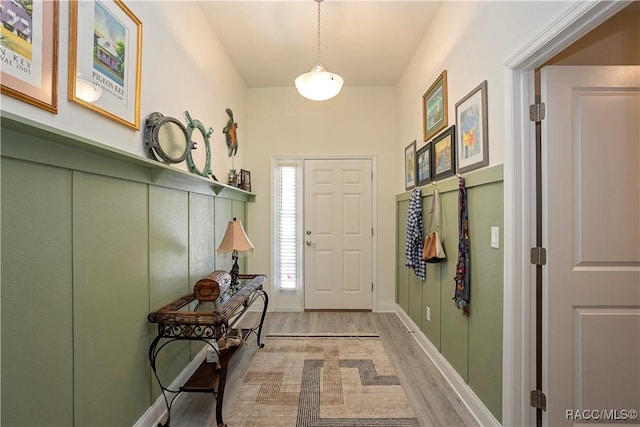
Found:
394,304 -> 501,427
374,302 -> 397,312
133,346 -> 209,427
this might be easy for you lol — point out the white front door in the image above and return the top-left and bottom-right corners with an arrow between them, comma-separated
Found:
541,65 -> 640,426
304,159 -> 373,310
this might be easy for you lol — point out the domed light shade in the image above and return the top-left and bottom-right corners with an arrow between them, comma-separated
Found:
295,64 -> 344,101
295,0 -> 343,101
75,76 -> 103,103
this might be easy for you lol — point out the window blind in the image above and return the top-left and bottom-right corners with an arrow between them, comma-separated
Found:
277,165 -> 298,289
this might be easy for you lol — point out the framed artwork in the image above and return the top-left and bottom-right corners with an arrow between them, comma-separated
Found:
1,0 -> 59,113
404,140 -> 416,191
456,80 -> 489,174
422,70 -> 448,141
68,0 -> 142,130
239,169 -> 251,192
416,143 -> 431,187
431,125 -> 456,181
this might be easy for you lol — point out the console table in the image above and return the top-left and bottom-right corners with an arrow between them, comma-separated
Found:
148,271 -> 268,427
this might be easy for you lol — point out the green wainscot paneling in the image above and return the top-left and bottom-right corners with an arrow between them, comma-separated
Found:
438,189 -> 469,382
188,192 -> 216,358
467,181 -> 504,422
149,186 -> 191,398
214,198 -> 233,273
1,158 -> 74,427
189,193 -> 216,283
396,200 -> 409,312
72,172 -> 150,426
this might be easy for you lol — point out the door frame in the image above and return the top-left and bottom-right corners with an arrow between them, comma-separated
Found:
271,155 -> 378,312
502,2 -> 632,426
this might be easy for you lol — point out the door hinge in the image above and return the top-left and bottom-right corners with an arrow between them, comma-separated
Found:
530,247 -> 547,265
371,283 -> 374,292
530,390 -> 547,411
529,103 -> 545,122
372,227 -> 374,236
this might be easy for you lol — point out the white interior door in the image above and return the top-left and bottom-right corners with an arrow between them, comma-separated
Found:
304,159 -> 373,310
541,65 -> 640,426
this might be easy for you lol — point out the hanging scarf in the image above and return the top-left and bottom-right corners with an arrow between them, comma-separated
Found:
453,176 -> 470,316
404,188 -> 426,280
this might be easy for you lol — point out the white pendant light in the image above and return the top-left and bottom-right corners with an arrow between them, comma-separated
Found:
295,0 -> 343,101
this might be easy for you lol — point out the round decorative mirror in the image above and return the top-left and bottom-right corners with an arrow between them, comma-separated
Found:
185,111 -> 213,178
144,112 -> 193,163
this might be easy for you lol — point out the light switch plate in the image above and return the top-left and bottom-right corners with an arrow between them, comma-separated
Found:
491,227 -> 500,249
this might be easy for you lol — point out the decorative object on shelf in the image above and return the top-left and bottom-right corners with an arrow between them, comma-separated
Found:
227,168 -> 238,186
294,0 -> 343,101
239,169 -> 251,192
456,80 -> 489,174
143,112 -> 193,163
217,218 -> 255,290
184,110 -> 213,177
404,140 -> 416,191
1,0 -> 58,113
223,108 -> 239,157
423,70 -> 448,141
416,143 -> 431,187
431,125 -> 456,181
68,0 -> 142,130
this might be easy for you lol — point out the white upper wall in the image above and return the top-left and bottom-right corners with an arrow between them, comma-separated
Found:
1,1 -> 247,178
396,1 -> 575,191
246,86 -> 397,311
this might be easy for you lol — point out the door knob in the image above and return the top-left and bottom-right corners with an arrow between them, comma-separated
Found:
306,240 -> 314,246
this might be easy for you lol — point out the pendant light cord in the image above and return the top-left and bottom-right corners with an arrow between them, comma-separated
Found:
316,0 -> 322,65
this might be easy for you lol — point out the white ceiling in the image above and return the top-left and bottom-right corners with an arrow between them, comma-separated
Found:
199,1 -> 442,88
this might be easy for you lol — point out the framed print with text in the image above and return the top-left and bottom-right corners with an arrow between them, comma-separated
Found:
431,125 -> 456,181
404,140 -> 416,191
1,0 -> 58,113
68,0 -> 142,129
422,70 -> 447,141
456,80 -> 488,174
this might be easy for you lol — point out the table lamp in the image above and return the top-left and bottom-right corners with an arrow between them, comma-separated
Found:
217,218 -> 254,289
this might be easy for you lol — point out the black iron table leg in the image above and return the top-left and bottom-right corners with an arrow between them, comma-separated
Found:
256,290 -> 269,348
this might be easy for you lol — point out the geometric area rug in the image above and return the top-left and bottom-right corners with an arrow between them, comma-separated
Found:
225,334 -> 420,426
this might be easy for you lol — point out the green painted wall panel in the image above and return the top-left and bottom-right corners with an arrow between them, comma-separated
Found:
407,272 -> 423,330
396,200 -> 409,312
148,186 -> 190,398
72,172 -> 150,426
189,193 -> 216,284
438,190 -> 469,382
1,158 -> 74,427
188,193 -> 216,358
396,167 -> 504,417
467,182 -> 504,422
422,260 -> 442,350
214,198 -> 233,274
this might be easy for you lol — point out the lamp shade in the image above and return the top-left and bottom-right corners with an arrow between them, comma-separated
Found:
295,64 -> 344,101
217,219 -> 254,255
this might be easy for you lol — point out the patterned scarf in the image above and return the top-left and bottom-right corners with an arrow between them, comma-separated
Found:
453,177 -> 470,316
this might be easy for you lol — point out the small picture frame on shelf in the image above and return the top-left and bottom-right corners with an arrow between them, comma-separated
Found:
239,169 -> 251,192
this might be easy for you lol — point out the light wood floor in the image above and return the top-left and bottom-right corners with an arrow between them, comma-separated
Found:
165,311 -> 479,427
